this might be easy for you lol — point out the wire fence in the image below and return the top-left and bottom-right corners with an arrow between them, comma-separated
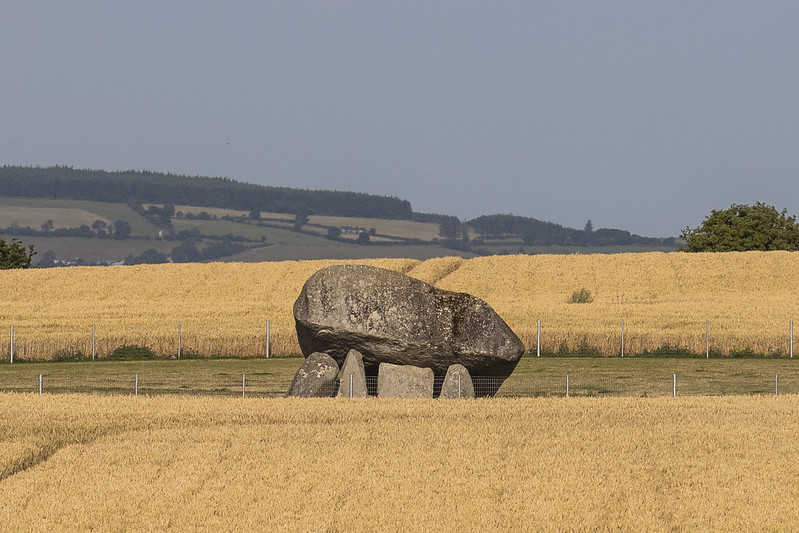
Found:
3,371 -> 798,398
487,373 -> 799,398
2,319 -> 795,361
0,373 -> 289,397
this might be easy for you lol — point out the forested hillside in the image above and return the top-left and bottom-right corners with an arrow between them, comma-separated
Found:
0,166 -> 413,219
468,214 -> 673,248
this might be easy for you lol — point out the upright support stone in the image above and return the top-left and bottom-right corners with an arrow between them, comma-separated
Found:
286,352 -> 339,397
377,363 -> 434,398
337,349 -> 368,398
439,364 -> 475,399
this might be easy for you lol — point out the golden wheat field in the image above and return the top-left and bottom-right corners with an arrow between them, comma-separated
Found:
1,251 -> 798,359
1,393 -> 798,531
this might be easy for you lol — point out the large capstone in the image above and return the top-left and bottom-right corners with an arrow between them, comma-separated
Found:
293,264 -> 525,396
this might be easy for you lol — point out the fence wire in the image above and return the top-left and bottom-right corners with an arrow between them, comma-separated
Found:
3,372 -> 798,398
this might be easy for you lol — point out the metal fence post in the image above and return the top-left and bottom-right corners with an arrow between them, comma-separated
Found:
673,373 -> 677,397
458,374 -> 462,398
92,323 -> 96,361
775,374 -> 779,396
266,320 -> 271,358
621,319 -> 625,357
537,319 -> 541,357
566,374 -> 570,397
791,321 -> 794,359
135,374 -> 139,396
242,374 -> 246,397
349,373 -> 354,398
9,326 -> 13,364
178,321 -> 182,359
706,321 -> 709,358
39,374 -> 43,394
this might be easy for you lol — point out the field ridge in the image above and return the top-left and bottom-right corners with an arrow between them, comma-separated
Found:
2,440 -> 62,482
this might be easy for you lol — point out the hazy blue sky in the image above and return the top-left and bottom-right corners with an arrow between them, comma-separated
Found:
2,2 -> 798,237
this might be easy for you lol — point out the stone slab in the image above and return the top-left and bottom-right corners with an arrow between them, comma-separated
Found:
377,362 -> 434,398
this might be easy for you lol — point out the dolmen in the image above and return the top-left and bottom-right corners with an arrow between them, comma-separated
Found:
288,264 -> 524,397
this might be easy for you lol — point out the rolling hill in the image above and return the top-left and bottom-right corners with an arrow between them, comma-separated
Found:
0,166 -> 679,265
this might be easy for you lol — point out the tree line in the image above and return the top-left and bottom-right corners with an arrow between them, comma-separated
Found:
464,214 -> 675,247
1,219 -> 132,239
123,239 -> 250,266
0,166 -> 414,220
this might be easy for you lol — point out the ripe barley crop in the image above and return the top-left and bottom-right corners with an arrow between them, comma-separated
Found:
0,258 -> 418,360
1,251 -> 798,359
1,393 -> 799,531
435,251 -> 799,356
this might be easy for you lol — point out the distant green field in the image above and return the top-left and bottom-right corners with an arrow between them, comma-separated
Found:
1,196 -> 680,263
0,205 -> 107,229
226,243 -> 475,262
3,236 -> 175,263
0,199 -> 398,261
172,205 -> 250,218
0,197 -> 160,237
310,215 -> 441,241
171,218 -> 342,246
1,197 -> 474,263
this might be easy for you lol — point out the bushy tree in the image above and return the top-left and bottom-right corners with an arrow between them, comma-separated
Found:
293,210 -> 309,231
0,233 -> 36,269
681,202 -> 799,252
170,241 -> 202,262
438,216 -> 463,240
38,250 -> 57,268
124,249 -> 167,265
111,219 -> 132,239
